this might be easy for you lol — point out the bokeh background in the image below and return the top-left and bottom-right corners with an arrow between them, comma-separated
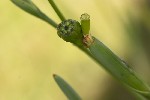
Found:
0,0 -> 150,100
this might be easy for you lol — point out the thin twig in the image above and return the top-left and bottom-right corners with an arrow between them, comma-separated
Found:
48,0 -> 66,21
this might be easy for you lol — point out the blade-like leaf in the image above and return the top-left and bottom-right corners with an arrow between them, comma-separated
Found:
11,0 -> 57,28
53,74 -> 81,100
89,37 -> 150,98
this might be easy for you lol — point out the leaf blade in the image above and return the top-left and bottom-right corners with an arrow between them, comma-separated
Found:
11,0 -> 57,28
89,37 -> 150,98
53,74 -> 81,100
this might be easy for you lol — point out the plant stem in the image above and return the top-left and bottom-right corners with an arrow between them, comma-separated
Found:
48,0 -> 66,21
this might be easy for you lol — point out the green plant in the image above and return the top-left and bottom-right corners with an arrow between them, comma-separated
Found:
11,0 -> 150,100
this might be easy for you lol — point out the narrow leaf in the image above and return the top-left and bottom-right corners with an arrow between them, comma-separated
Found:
53,74 -> 81,100
89,37 -> 150,97
11,0 -> 57,28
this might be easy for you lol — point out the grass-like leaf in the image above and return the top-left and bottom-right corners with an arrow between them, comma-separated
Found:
89,37 -> 150,99
53,74 -> 81,100
11,0 -> 57,28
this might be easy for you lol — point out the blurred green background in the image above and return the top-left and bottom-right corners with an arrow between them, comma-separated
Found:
0,0 -> 150,100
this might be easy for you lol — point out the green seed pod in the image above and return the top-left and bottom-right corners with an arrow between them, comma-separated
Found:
80,13 -> 90,35
57,19 -> 83,45
80,13 -> 93,47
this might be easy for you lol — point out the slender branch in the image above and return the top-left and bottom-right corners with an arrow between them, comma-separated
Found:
48,0 -> 66,21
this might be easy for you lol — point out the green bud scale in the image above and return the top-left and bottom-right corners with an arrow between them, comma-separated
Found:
57,19 -> 83,45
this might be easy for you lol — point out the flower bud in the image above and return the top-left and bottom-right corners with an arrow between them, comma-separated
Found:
57,19 -> 83,45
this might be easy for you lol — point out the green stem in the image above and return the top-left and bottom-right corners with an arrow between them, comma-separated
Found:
48,0 -> 66,21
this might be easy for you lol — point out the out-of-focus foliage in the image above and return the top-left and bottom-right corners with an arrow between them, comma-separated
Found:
0,0 -> 150,100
